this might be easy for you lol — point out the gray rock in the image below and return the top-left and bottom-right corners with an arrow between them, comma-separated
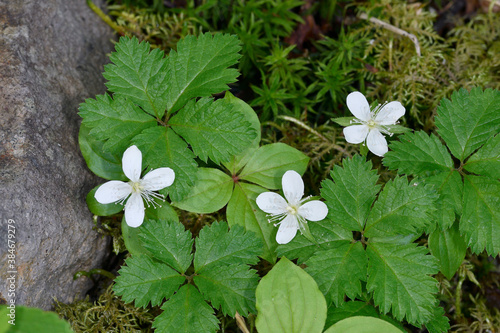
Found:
0,0 -> 115,309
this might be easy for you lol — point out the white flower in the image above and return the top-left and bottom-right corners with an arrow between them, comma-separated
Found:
343,91 -> 405,157
256,170 -> 328,244
94,145 -> 175,228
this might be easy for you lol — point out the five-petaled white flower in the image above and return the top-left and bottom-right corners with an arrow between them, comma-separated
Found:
343,91 -> 405,157
256,170 -> 328,244
94,145 -> 175,228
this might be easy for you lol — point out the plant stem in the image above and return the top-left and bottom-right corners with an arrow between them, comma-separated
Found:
87,0 -> 124,35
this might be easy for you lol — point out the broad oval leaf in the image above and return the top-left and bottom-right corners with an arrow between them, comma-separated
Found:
0,305 -> 73,333
86,185 -> 124,216
324,316 -> 403,333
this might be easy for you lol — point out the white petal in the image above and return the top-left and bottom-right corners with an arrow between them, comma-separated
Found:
298,201 -> 328,221
282,170 -> 304,205
95,181 -> 131,204
346,91 -> 371,121
256,192 -> 288,214
276,215 -> 299,244
124,192 -> 145,227
343,125 -> 369,144
122,145 -> 142,182
142,167 -> 175,191
367,129 -> 388,157
375,101 -> 405,125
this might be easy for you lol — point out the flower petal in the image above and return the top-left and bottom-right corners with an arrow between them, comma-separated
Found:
346,91 -> 371,121
256,192 -> 288,214
95,181 -> 131,204
282,170 -> 304,205
298,200 -> 328,221
142,167 -> 175,191
276,215 -> 299,244
375,101 -> 405,125
343,125 -> 369,144
367,129 -> 388,157
124,192 -> 145,227
122,145 -> 142,182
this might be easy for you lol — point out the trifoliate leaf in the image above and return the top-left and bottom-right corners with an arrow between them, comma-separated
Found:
0,305 -> 73,333
194,221 -> 262,273
165,33 -> 241,113
140,220 -> 194,274
226,182 -> 277,263
384,131 -> 453,175
323,316 -> 403,333
464,133 -> 500,179
429,222 -> 467,280
306,241 -> 367,306
424,305 -> 450,333
170,97 -> 256,164
113,254 -> 185,308
435,87 -> 500,161
364,177 -> 437,238
320,155 -> 380,231
172,168 -> 233,214
132,126 -> 198,202
153,284 -> 219,333
366,242 -> 439,325
79,94 -> 156,157
104,36 -> 169,118
239,143 -> 309,189
255,257 -> 327,333
194,264 -> 259,316
461,175 -> 500,256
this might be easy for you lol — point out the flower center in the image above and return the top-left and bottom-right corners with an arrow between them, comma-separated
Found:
366,119 -> 377,128
286,205 -> 298,215
130,181 -> 143,193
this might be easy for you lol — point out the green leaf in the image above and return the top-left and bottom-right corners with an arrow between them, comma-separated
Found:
165,33 -> 241,113
460,175 -> 500,255
324,316 -> 403,333
86,185 -> 124,216
172,168 -> 233,214
194,264 -> 259,316
103,36 -> 169,118
366,242 -> 439,325
132,126 -> 198,202
79,94 -> 156,156
113,254 -> 185,308
384,131 -> 453,175
320,155 -> 380,231
145,201 -> 179,223
255,257 -> 327,333
140,220 -> 194,274
239,143 -> 309,189
153,284 -> 219,333
326,301 -> 380,328
424,306 -> 450,333
194,221 -> 262,272
332,117 -> 355,127
305,241 -> 367,306
429,222 -> 467,280
224,91 -> 261,147
364,177 -> 437,238
435,87 -> 500,161
121,218 -> 149,256
464,134 -> 500,179
170,97 -> 256,164
384,124 -> 412,134
0,306 -> 73,333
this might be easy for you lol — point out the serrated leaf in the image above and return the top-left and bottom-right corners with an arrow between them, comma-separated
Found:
0,306 -> 73,333
424,306 -> 450,333
170,97 -> 256,164
366,242 -> 439,325
435,87 -> 500,161
239,143 -> 309,189
194,264 -> 259,316
79,94 -> 156,156
324,316 -> 403,333
104,36 -> 169,117
165,33 -> 241,113
226,182 -> 277,263
306,241 -> 367,306
255,257 -> 327,333
429,222 -> 467,279
364,177 -> 437,238
132,126 -> 198,202
384,131 -> 453,175
152,284 -> 219,333
460,175 -> 500,255
464,134 -> 500,179
113,254 -> 185,308
320,155 -> 380,231
140,220 -> 194,274
86,185 -> 124,216
194,221 -> 262,272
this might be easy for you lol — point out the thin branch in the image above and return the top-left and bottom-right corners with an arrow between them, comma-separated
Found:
235,312 -> 250,333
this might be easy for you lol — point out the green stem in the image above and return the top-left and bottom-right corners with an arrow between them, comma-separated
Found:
87,0 -> 124,35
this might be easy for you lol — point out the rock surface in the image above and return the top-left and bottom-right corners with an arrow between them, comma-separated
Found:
0,0 -> 114,309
